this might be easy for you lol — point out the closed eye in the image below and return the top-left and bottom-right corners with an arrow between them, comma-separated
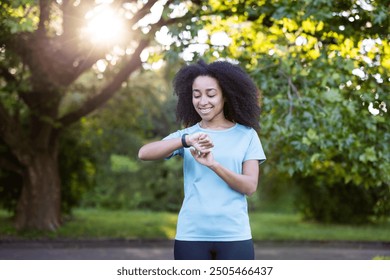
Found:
192,88 -> 217,98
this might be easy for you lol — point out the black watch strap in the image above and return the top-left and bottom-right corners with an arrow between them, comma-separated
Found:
181,133 -> 190,148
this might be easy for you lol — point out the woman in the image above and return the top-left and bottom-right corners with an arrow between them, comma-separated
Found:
138,60 -> 266,260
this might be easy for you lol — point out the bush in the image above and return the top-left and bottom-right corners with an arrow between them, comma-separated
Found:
295,176 -> 390,224
0,169 -> 22,213
58,126 -> 96,215
254,167 -> 298,213
81,156 -> 184,212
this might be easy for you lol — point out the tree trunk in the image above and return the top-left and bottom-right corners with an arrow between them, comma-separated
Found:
14,147 -> 61,231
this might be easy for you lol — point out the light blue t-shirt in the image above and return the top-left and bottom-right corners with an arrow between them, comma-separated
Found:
164,123 -> 266,241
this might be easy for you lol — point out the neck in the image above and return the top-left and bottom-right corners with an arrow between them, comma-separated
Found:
199,120 -> 235,130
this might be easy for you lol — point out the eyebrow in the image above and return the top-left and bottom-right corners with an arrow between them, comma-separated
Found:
192,88 -> 217,92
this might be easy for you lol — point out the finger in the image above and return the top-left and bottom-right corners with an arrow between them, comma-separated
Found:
198,139 -> 210,145
199,139 -> 213,147
189,132 -> 202,142
199,147 -> 213,154
190,148 -> 202,158
201,152 -> 209,158
198,133 -> 210,141
201,143 -> 214,148
196,132 -> 207,140
200,141 -> 214,147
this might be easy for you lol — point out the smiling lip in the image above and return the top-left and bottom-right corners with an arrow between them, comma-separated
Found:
199,107 -> 212,114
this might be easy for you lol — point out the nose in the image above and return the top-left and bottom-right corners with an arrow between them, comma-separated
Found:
199,95 -> 208,105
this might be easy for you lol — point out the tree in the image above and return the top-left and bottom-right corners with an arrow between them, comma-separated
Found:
186,0 -> 389,222
1,0 -> 388,231
80,69 -> 184,212
0,0 -> 199,230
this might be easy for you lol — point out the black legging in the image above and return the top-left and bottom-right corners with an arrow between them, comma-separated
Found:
174,239 -> 255,260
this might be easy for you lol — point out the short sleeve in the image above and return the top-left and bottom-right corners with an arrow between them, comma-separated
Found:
163,130 -> 185,159
244,129 -> 266,164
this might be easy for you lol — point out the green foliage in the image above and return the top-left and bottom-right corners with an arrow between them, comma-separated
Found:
373,256 -> 390,260
59,125 -> 96,215
255,168 -> 298,213
2,0 -> 389,228
82,158 -> 184,212
250,211 -> 390,242
71,0 -> 389,220
252,52 -> 389,223
2,209 -> 390,242
296,177 -> 390,224
0,0 -> 201,231
0,169 -> 22,213
0,125 -> 96,216
183,0 -> 390,223
78,69 -> 185,212
0,0 -> 38,35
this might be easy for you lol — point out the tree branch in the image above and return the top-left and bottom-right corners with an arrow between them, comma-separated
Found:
128,0 -> 159,26
60,0 -> 93,43
58,38 -> 150,128
278,69 -> 301,99
278,69 -> 302,116
37,0 -> 51,35
287,76 -> 301,99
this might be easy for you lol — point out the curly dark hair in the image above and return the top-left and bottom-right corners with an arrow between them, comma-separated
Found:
173,60 -> 261,129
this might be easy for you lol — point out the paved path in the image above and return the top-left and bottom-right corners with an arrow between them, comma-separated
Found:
1,239 -> 389,260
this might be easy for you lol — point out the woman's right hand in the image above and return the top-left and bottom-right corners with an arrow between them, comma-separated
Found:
187,132 -> 214,154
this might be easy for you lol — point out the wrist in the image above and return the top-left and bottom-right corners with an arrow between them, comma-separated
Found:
181,133 -> 191,148
208,160 -> 220,170
185,134 -> 192,146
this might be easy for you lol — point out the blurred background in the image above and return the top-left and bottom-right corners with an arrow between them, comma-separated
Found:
0,0 -> 389,243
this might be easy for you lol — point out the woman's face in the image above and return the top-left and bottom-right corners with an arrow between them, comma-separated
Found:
192,75 -> 225,123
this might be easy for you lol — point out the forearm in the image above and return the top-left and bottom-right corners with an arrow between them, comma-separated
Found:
138,138 -> 183,160
209,161 -> 259,196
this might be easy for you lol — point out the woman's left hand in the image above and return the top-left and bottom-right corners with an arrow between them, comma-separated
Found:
190,148 -> 215,167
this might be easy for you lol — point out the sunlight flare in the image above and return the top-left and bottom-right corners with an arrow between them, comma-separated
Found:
83,5 -> 126,45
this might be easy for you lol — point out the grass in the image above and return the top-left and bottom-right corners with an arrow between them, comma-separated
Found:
0,208 -> 389,242
250,212 -> 390,242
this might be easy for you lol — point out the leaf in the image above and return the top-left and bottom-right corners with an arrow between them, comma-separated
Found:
310,153 -> 321,163
359,147 -> 378,163
302,137 -> 311,146
307,128 -> 319,141
110,154 -> 140,173
324,89 -> 342,103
